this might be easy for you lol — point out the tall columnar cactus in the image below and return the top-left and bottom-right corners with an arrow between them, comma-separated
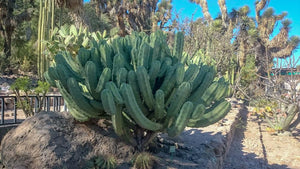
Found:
45,31 -> 231,150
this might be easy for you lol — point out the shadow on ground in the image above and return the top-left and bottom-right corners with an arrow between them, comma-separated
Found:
223,105 -> 290,169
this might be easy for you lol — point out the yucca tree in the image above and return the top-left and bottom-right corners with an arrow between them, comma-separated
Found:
254,0 -> 300,75
90,0 -> 173,36
54,0 -> 84,27
186,0 -> 299,92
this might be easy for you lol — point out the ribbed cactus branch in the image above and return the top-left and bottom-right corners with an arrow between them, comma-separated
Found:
45,31 -> 231,150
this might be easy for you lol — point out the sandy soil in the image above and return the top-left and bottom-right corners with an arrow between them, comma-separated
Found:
223,106 -> 300,169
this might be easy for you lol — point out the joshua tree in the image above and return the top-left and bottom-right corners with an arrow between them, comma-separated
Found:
90,0 -> 173,36
54,0 -> 84,27
186,0 -> 299,95
254,0 -> 300,76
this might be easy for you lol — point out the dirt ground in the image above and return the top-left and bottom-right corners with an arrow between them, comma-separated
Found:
1,74 -> 300,169
223,106 -> 300,169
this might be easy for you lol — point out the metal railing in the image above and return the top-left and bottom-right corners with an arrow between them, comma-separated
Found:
0,95 -> 65,125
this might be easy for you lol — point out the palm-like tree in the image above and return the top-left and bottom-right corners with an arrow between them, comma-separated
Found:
90,0 -> 173,36
188,0 -> 299,76
254,1 -> 300,75
54,0 -> 84,27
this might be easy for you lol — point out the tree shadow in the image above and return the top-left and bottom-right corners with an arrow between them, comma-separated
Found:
292,128 -> 300,142
223,105 -> 290,169
153,102 -> 291,169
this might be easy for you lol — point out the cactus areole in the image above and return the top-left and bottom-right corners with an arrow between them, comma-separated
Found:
45,31 -> 231,150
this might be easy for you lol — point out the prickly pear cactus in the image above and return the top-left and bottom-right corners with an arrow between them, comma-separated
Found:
45,31 -> 231,148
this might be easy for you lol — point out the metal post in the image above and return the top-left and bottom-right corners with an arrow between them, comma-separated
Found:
14,97 -> 17,123
47,97 -> 50,112
43,97 -> 46,110
35,97 -> 38,113
64,100 -> 67,112
1,97 -> 4,124
53,96 -> 56,111
57,97 -> 61,112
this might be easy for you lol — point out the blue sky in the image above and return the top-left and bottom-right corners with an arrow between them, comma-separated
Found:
84,0 -> 300,66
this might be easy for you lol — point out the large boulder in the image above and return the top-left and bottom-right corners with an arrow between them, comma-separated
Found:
0,111 -> 134,169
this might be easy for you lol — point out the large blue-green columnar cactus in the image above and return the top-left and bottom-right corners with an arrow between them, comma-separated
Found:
45,31 -> 231,150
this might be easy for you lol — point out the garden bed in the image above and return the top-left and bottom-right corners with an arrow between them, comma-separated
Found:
153,98 -> 243,169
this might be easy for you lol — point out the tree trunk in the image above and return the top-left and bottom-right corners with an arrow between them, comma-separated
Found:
0,0 -> 16,73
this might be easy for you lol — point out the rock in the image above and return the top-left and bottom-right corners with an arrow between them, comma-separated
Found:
0,111 -> 134,169
4,98 -> 14,110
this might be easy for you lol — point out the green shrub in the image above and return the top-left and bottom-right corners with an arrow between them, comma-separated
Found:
10,77 -> 50,117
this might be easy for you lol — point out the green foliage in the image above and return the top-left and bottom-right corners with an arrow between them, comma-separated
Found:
35,81 -> 51,94
132,152 -> 158,169
240,55 -> 257,87
251,98 -> 299,132
0,0 -> 39,73
45,24 -> 109,59
10,77 -> 50,117
10,77 -> 31,92
86,155 -> 117,169
45,31 -> 231,150
82,2 -> 113,33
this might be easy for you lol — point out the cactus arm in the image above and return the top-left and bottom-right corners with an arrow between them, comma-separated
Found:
120,83 -> 163,131
111,106 -> 137,146
44,71 -> 56,87
67,78 -> 100,118
175,63 -> 185,85
191,65 -> 209,91
136,66 -> 155,110
77,48 -> 91,67
85,61 -> 99,99
56,81 -> 89,121
200,82 -> 219,106
149,60 -> 161,89
95,68 -> 111,93
160,65 -> 177,96
105,82 -> 124,105
101,89 -> 117,115
154,90 -> 166,120
137,43 -> 151,70
99,43 -> 113,68
189,71 -> 215,104
116,68 -> 128,88
188,104 -> 206,125
165,82 -> 192,127
127,70 -> 149,115
173,32 -> 184,60
189,99 -> 231,128
167,101 -> 194,137
89,100 -> 104,112
183,64 -> 200,83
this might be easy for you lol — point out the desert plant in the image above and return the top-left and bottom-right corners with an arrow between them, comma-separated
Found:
251,56 -> 300,132
251,97 -> 299,132
132,152 -> 158,169
45,24 -> 109,58
86,155 -> 117,169
10,77 -> 50,117
45,31 -> 231,151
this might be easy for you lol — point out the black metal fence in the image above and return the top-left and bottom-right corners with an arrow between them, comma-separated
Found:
0,95 -> 65,125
